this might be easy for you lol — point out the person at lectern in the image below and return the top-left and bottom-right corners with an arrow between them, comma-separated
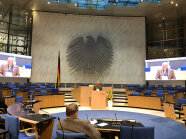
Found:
57,103 -> 101,139
155,62 -> 176,80
93,81 -> 102,91
0,57 -> 20,77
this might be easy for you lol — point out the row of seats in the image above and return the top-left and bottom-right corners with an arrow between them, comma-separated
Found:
3,113 -> 155,139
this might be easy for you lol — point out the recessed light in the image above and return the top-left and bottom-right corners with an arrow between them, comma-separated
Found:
175,3 -> 178,6
74,3 -> 77,7
26,12 -> 28,15
171,1 -> 174,4
48,2 -> 50,4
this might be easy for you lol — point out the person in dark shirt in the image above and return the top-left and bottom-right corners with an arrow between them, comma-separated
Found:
93,81 -> 102,91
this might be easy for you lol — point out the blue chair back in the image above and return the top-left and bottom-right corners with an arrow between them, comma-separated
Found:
177,98 -> 186,105
52,88 -> 59,94
15,96 -> 23,103
46,88 -> 52,92
168,90 -> 175,94
129,87 -> 135,91
132,92 -> 139,96
120,126 -> 154,139
156,93 -> 164,97
5,114 -> 20,139
40,90 -> 47,95
56,130 -> 88,139
35,88 -> 41,92
156,90 -> 163,93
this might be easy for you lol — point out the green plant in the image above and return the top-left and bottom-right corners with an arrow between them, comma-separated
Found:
107,90 -> 113,101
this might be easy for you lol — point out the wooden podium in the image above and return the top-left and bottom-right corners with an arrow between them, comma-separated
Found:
71,86 -> 112,107
91,91 -> 106,110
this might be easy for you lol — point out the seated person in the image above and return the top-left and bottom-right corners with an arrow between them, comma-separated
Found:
93,81 -> 102,91
155,62 -> 176,80
0,57 -> 20,77
57,103 -> 101,139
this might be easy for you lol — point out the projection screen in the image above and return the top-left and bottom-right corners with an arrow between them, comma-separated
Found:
31,12 -> 146,84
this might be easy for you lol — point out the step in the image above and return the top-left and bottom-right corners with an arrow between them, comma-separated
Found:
113,96 -> 127,99
65,98 -> 76,102
113,99 -> 128,103
65,93 -> 71,96
113,103 -> 128,107
113,94 -> 127,97
65,96 -> 72,98
65,96 -> 72,99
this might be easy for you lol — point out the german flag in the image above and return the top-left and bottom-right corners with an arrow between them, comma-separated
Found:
57,51 -> 60,88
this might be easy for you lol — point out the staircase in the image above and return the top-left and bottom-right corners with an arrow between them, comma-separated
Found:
64,92 -> 77,106
64,91 -> 128,107
113,92 -> 128,107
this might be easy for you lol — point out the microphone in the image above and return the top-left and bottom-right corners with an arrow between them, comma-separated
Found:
57,117 -> 65,139
115,113 -> 117,123
112,113 -> 121,126
86,114 -> 88,120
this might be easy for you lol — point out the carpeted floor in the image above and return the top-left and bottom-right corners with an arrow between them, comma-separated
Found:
50,110 -> 186,139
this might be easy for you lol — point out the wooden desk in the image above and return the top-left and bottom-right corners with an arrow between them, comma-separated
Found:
91,91 -> 106,110
4,96 -> 15,106
128,95 -> 162,110
71,86 -> 112,106
7,103 -> 55,139
163,102 -> 176,120
34,94 -> 65,108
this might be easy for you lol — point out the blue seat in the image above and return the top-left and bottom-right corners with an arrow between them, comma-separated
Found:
40,86 -> 46,89
120,126 -> 154,139
132,92 -> 139,95
15,96 -> 23,103
5,114 -> 39,139
46,88 -> 52,92
56,130 -> 88,139
35,88 -> 41,92
156,90 -> 163,93
52,88 -> 59,94
168,90 -> 175,94
129,87 -> 135,91
144,90 -> 152,96
40,90 -> 47,95
175,98 -> 186,110
156,93 -> 164,97
24,88 -> 30,92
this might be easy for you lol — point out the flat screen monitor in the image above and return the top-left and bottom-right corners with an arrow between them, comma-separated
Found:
0,52 -> 32,78
145,57 -> 186,80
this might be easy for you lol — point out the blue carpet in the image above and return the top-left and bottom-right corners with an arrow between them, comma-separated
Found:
50,110 -> 186,139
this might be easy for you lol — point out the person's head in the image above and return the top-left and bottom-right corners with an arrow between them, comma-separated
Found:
7,57 -> 14,67
96,81 -> 100,85
66,103 -> 79,118
162,62 -> 169,71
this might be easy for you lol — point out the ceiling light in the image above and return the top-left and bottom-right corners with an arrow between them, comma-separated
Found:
171,1 -> 174,4
48,2 -> 50,4
26,12 -> 28,15
74,3 -> 77,7
175,3 -> 178,6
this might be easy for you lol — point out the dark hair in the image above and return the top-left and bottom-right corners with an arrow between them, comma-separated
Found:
66,103 -> 79,117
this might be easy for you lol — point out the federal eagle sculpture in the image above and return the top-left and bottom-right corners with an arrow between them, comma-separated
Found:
66,36 -> 113,73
